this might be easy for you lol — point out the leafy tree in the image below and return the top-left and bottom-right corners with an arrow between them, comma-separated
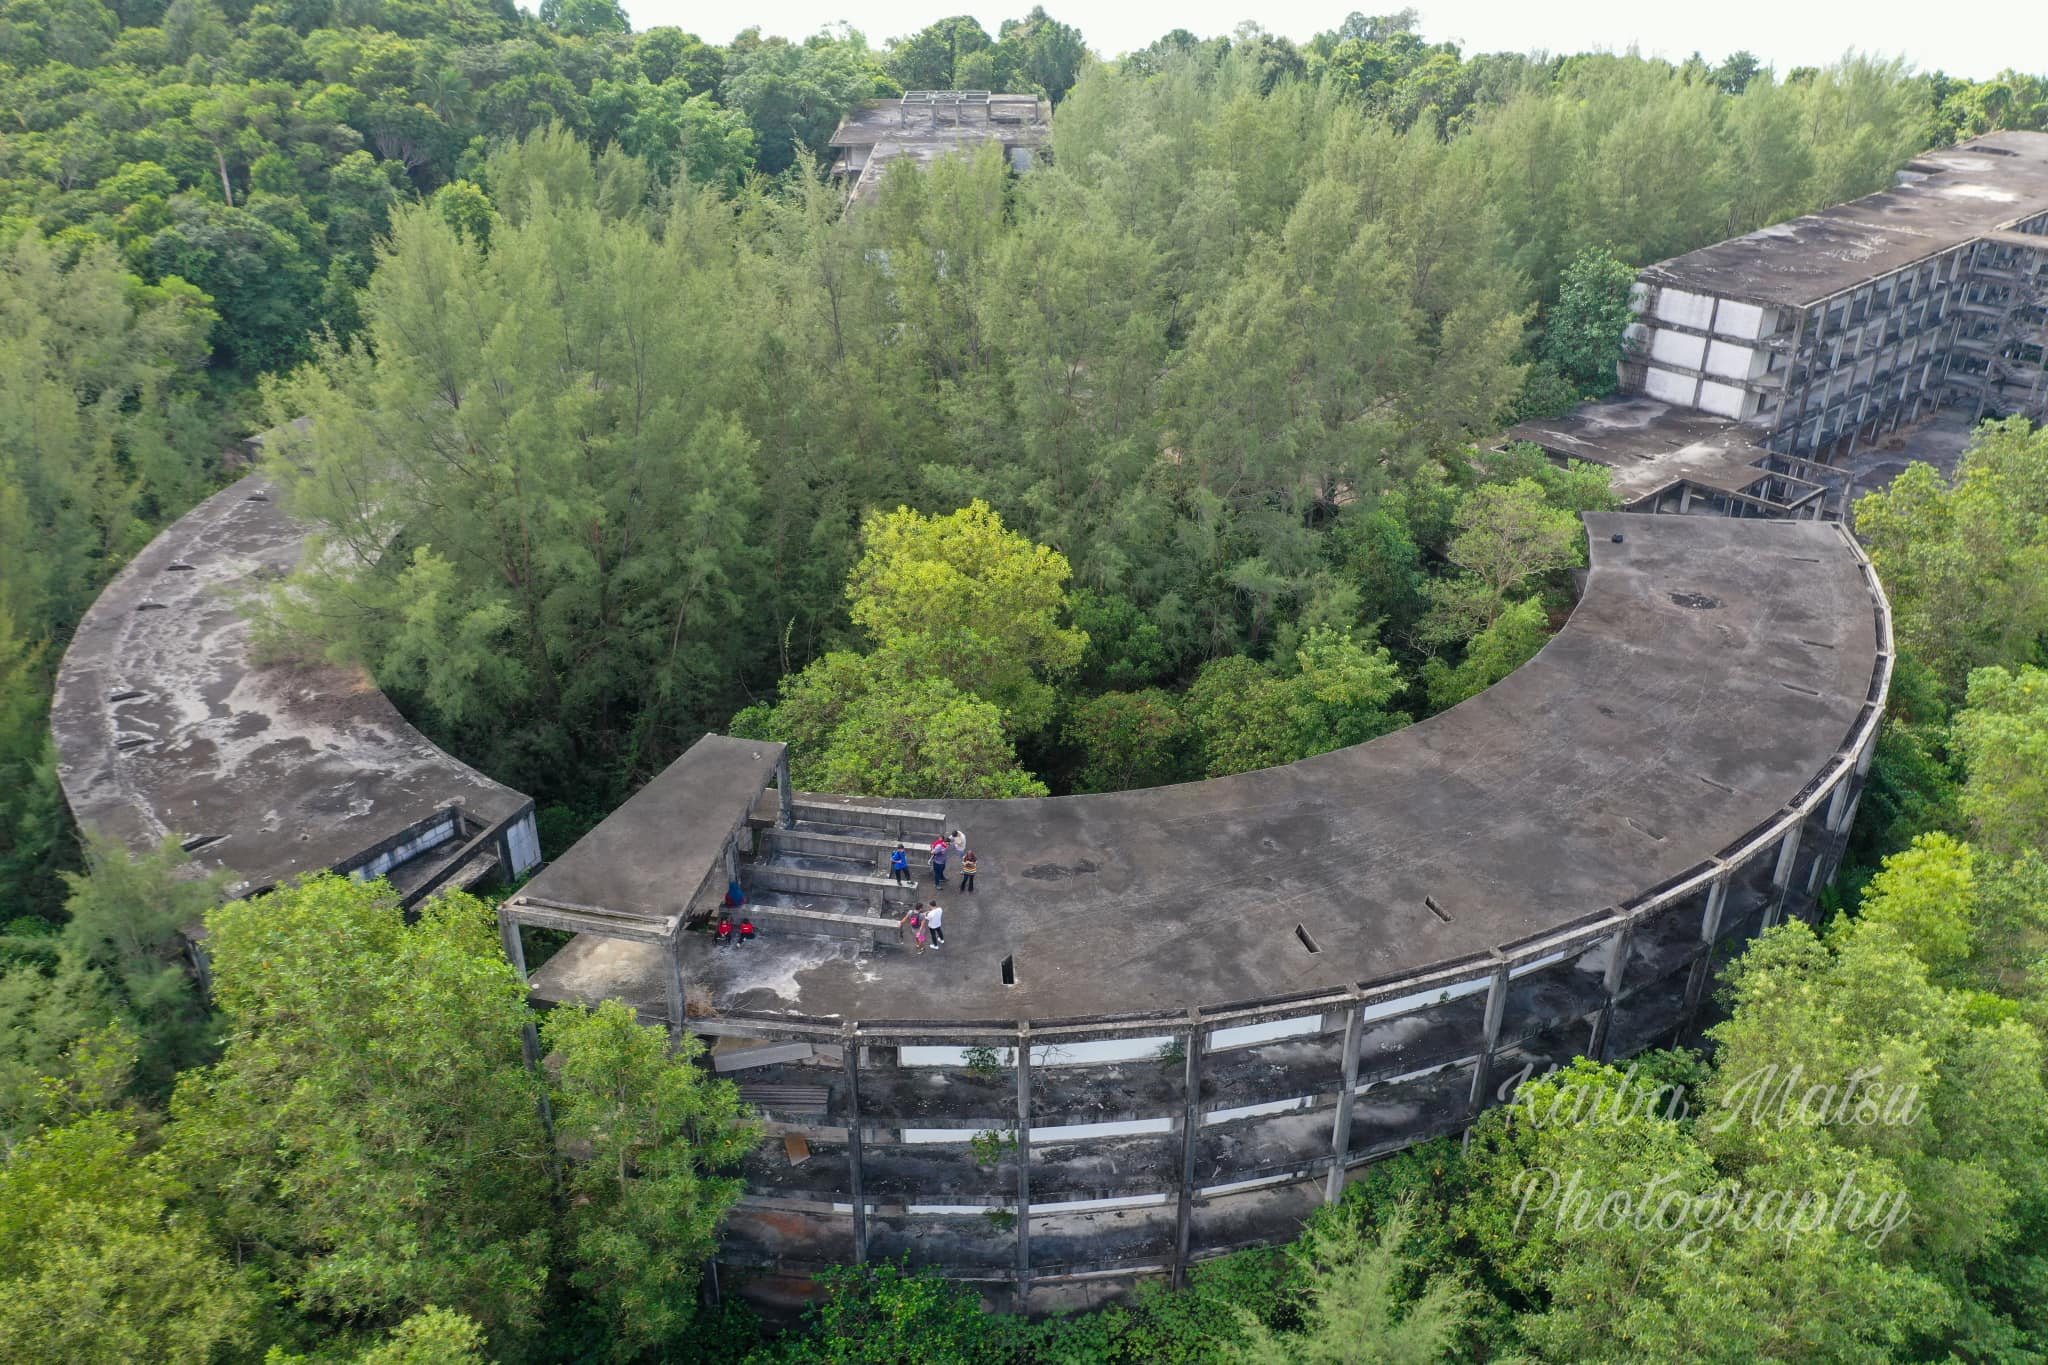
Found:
541,1000 -> 756,1361
721,30 -> 888,176
56,834 -> 226,1098
1541,246 -> 1637,397
167,877 -> 554,1352
1855,418 -> 2048,697
1183,627 -> 1405,777
1234,1202 -> 1471,1365
1421,595 -> 1550,711
0,1106 -> 260,1362
1421,479 -> 1583,644
1952,664 -> 2048,861
1063,688 -> 1187,792
845,499 -> 1087,734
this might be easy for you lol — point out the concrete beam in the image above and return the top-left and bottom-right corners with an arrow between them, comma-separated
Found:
1171,1017 -> 1203,1289
843,1029 -> 868,1265
1323,1004 -> 1364,1204
1015,1024 -> 1033,1298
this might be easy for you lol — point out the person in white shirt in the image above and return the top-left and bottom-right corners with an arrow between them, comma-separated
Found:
925,901 -> 944,947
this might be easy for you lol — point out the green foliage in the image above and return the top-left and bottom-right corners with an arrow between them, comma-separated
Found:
167,876 -> 554,1353
1421,595 -> 1550,712
962,1043 -> 1004,1078
1855,417 -> 2048,698
846,499 -> 1087,735
1541,246 -> 1638,397
1063,688 -> 1188,792
0,1107 -> 260,1363
1235,1202 -> 1472,1365
1421,478 -> 1583,646
541,1000 -> 757,1361
968,1128 -> 1018,1166
1952,664 -> 2048,861
1183,627 -> 1406,777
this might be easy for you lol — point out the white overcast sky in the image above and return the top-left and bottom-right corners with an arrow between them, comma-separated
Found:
616,0 -> 2047,81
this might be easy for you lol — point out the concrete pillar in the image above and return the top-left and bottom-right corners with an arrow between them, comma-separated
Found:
1677,484 -> 1692,514
1466,960 -> 1512,1118
1171,1017 -> 1204,1289
723,836 -> 739,884
776,749 -> 795,830
1014,1026 -> 1033,1299
664,928 -> 687,1043
1680,876 -> 1729,1028
1324,1004 -> 1365,1204
1587,924 -> 1633,1062
1824,778 -> 1853,834
842,1031 -> 868,1265
1765,825 -> 1803,929
499,910 -> 559,1182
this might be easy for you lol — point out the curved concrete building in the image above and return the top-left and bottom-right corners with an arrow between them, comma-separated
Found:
512,512 -> 1890,1312
51,472 -> 541,914
54,467 -> 1888,1311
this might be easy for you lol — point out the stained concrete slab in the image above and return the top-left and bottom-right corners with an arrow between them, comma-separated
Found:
533,513 -> 1882,1028
1503,397 -> 1774,507
51,473 -> 531,898
1642,131 -> 2048,308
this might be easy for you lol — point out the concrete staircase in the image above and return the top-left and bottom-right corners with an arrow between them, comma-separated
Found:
736,798 -> 950,950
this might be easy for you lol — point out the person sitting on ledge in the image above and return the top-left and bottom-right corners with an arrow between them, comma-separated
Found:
737,917 -> 756,948
715,913 -> 734,948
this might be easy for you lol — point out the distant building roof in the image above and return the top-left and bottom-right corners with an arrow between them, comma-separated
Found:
827,92 -> 1052,203
1640,131 -> 2048,308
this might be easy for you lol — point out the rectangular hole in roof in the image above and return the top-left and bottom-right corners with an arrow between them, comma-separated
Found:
1698,775 -> 1736,794
136,602 -> 167,611
1424,896 -> 1452,924
1626,818 -> 1666,843
1294,924 -> 1321,954
180,834 -> 226,853
108,689 -> 144,702
165,562 -> 196,572
1000,955 -> 1016,987
1797,638 -> 1836,650
1780,682 -> 1822,696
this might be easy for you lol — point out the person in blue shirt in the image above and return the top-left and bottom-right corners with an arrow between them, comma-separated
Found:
890,844 -> 910,885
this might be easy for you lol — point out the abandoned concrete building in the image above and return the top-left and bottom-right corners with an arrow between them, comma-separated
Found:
50,468 -> 542,925
826,91 -> 1052,203
1509,130 -> 2048,517
514,514 -> 1889,1313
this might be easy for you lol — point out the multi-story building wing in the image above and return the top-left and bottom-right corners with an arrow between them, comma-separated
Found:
1512,131 -> 2048,515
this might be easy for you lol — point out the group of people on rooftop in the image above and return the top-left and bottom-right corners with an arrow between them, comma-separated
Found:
894,830 -> 974,954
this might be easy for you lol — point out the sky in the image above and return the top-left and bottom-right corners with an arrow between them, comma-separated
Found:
617,0 -> 2048,81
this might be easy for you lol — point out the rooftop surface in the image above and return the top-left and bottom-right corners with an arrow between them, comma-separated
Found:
1503,398 -> 1773,507
826,94 -> 1051,149
534,514 -> 1882,1026
1641,131 -> 2048,308
51,473 -> 530,898
513,735 -> 784,920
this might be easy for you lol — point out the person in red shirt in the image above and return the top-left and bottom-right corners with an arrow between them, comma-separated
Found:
715,913 -> 734,948
737,917 -> 756,947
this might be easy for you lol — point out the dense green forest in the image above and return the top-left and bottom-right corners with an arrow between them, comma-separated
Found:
4,0 -> 2048,1359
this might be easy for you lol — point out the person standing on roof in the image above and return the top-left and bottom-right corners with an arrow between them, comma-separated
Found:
929,838 -> 948,889
898,904 -> 927,954
960,849 -> 977,893
890,844 -> 911,885
926,901 -> 944,948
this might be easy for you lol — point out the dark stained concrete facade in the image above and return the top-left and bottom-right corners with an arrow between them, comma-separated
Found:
51,473 -> 540,902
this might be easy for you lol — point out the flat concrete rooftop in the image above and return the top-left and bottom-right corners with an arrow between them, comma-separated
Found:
51,474 -> 530,898
514,735 -> 783,919
826,94 -> 1051,150
1504,398 -> 1772,508
1642,131 -> 2048,308
534,514 -> 1882,1026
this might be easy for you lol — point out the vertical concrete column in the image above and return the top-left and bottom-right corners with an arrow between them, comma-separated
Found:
1679,876 -> 1729,1028
1824,775 -> 1853,833
1587,923 -> 1633,1062
1324,1003 -> 1365,1205
1171,1014 -> 1205,1290
498,909 -> 559,1182
664,925 -> 687,1043
776,749 -> 795,830
1466,959 -> 1512,1119
723,836 -> 740,885
1764,824 -> 1803,929
1013,1026 -> 1033,1301
842,1028 -> 868,1265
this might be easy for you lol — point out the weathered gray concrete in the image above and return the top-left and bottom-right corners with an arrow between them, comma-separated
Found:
827,93 -> 1051,204
532,513 -> 1880,1027
1644,132 -> 2048,307
1504,397 -> 1778,508
51,473 -> 534,899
